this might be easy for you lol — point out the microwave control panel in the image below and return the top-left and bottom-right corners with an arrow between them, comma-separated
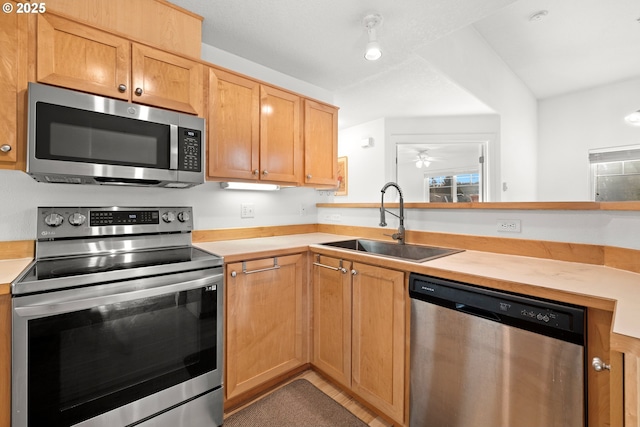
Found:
178,128 -> 202,172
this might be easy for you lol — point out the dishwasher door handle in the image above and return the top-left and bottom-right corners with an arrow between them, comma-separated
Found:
455,303 -> 502,322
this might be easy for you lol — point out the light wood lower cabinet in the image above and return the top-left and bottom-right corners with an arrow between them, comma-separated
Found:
587,308 -> 624,427
312,255 -> 406,425
625,353 -> 640,427
225,254 -> 307,401
312,256 -> 352,388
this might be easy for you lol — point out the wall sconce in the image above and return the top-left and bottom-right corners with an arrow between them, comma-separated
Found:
363,14 -> 383,61
624,110 -> 640,126
220,182 -> 280,191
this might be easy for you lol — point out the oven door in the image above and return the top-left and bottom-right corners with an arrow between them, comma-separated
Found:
12,267 -> 223,427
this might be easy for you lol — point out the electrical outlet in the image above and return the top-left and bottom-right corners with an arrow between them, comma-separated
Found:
497,219 -> 521,232
240,203 -> 255,218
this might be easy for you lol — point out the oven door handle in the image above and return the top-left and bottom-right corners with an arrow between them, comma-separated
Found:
13,275 -> 219,318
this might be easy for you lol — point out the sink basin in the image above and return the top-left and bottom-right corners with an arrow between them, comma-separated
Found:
320,239 -> 463,263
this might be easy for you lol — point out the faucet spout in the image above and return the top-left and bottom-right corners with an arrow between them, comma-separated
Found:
379,182 -> 405,244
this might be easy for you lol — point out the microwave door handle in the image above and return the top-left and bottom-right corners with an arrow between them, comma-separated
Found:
170,124 -> 179,170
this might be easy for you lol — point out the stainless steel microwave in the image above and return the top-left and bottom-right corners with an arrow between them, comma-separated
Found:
27,82 -> 205,188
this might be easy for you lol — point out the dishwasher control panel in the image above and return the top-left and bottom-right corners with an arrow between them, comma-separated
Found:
409,273 -> 585,345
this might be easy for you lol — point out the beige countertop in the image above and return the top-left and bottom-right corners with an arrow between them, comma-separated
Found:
195,232 -> 640,349
0,258 -> 32,295
3,233 -> 638,349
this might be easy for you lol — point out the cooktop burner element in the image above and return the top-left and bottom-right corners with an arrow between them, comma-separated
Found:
12,206 -> 223,295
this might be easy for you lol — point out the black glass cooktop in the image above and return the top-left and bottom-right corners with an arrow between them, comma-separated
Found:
19,247 -> 221,283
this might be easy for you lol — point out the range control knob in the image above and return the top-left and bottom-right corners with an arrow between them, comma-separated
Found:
162,211 -> 176,223
177,211 -> 190,223
68,213 -> 87,226
44,213 -> 64,227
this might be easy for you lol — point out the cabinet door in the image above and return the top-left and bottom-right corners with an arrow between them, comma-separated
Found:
0,2 -> 28,168
304,100 -> 338,186
587,308 -> 624,427
226,254 -> 305,400
260,85 -> 302,184
37,14 -> 130,100
131,43 -> 204,116
351,262 -> 406,424
207,68 -> 260,180
312,255 -> 352,388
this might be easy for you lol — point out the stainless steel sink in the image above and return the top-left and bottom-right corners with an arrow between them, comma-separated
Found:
321,239 -> 463,263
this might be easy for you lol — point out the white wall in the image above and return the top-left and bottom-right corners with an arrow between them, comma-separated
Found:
0,170 -> 321,241
335,118 -> 387,202
318,206 -> 640,250
201,44 -> 334,104
417,26 -> 538,201
537,76 -> 640,201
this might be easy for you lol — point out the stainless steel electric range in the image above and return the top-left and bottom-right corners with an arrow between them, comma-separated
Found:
11,206 -> 224,427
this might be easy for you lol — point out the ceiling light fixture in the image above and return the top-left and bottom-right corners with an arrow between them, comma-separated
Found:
624,110 -> 640,126
363,14 -> 383,61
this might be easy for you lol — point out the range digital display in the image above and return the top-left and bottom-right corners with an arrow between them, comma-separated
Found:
90,210 -> 160,226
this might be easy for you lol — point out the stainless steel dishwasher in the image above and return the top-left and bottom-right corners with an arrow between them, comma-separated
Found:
409,273 -> 586,427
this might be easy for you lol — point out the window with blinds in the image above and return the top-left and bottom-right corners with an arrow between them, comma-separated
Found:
589,145 -> 640,201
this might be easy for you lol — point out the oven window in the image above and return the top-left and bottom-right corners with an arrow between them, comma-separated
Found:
35,102 -> 170,168
27,287 -> 217,426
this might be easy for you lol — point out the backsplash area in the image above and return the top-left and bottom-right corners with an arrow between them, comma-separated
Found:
2,169 -> 638,251
0,170 -> 322,241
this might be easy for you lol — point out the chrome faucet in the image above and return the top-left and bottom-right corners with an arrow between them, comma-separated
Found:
379,182 -> 405,244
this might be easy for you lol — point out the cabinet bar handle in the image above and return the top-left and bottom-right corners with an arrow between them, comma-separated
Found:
313,262 -> 347,273
313,254 -> 347,273
242,258 -> 280,274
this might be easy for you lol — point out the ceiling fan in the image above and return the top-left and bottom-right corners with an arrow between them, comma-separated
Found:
413,150 -> 442,168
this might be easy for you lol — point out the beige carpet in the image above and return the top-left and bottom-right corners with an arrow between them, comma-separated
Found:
224,379 -> 368,427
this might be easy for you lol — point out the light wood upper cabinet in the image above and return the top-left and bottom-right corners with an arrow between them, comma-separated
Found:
131,43 -> 203,116
207,70 -> 303,185
312,255 -> 352,388
37,14 -> 130,101
259,85 -> 302,184
0,3 -> 28,169
207,68 -> 260,180
36,14 -> 203,116
225,254 -> 307,401
304,100 -> 338,186
42,0 -> 203,58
